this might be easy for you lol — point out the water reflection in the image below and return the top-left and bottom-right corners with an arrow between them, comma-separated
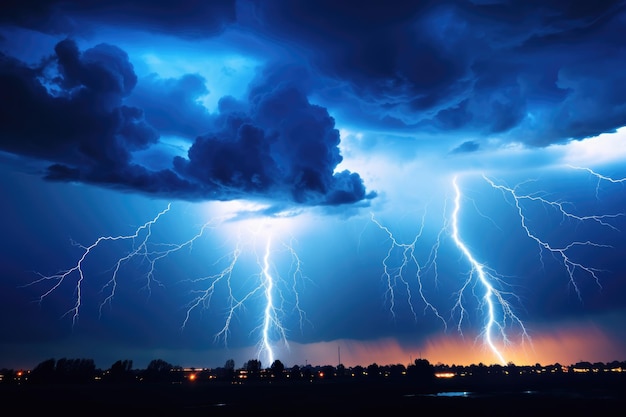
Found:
435,391 -> 470,397
408,389 -> 617,400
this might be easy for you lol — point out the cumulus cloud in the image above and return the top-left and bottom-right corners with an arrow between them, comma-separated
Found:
0,39 -> 157,169
0,39 -> 375,208
173,63 -> 376,206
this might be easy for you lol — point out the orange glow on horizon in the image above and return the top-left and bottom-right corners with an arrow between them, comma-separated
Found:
275,319 -> 625,367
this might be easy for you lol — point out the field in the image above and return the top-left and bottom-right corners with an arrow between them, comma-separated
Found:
2,379 -> 623,416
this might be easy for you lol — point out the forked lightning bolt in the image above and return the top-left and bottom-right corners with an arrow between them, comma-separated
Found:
452,176 -> 528,365
27,204 -> 307,366
370,185 -> 527,364
371,168 -> 621,365
369,212 -> 447,327
27,204 -> 175,325
181,230 -> 307,366
483,172 -> 622,299
26,165 -> 623,367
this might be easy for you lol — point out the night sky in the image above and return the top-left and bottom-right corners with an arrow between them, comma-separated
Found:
2,0 -> 626,371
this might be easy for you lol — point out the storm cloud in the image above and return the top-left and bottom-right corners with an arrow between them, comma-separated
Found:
4,1 -> 626,148
0,39 -> 157,169
245,0 -> 626,145
0,38 -> 374,207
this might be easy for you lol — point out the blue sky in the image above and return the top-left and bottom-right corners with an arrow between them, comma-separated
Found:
1,0 -> 626,370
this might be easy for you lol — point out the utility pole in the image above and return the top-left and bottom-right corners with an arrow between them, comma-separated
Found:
338,345 -> 341,366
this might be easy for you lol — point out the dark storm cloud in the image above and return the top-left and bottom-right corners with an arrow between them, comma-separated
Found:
248,0 -> 470,120
5,1 -> 626,148
247,0 -> 626,145
174,63 -> 376,206
126,73 -> 213,138
1,0 -> 236,37
0,39 -> 374,207
0,39 -> 157,168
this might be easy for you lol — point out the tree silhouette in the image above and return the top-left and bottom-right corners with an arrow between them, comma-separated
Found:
270,359 -> 285,379
147,359 -> 173,373
301,365 -> 313,380
336,363 -> 346,378
224,358 -> 235,372
367,363 -> 381,379
29,358 -> 56,384
244,359 -> 262,380
388,363 -> 406,378
217,358 -> 236,381
408,358 -> 435,383
107,359 -> 134,383
289,364 -> 302,380
352,365 -> 365,378
29,358 -> 96,384
55,358 -> 96,383
143,359 -> 174,382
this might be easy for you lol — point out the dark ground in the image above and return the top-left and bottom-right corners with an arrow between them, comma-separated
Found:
2,378 -> 624,416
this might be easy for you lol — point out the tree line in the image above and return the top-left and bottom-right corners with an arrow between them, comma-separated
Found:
1,357 -> 624,387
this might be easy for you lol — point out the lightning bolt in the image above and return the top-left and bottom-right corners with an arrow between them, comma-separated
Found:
369,211 -> 447,327
368,193 -> 523,365
370,168 -> 621,365
482,173 -> 622,299
260,236 -> 279,365
568,165 -> 626,199
181,227 -> 307,366
26,204 -> 175,326
256,235 -> 309,365
28,203 -> 308,366
28,165 -> 622,367
452,176 -> 529,365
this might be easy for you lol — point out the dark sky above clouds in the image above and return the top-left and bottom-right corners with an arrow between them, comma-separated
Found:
1,0 -> 626,370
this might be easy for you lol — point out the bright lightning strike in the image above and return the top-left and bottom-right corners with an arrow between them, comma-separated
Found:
369,182 -> 527,365
260,237 -> 279,365
452,176 -> 528,365
370,168 -> 622,365
27,204 -> 175,326
483,173 -> 622,299
182,227 -> 307,366
27,203 -> 308,367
